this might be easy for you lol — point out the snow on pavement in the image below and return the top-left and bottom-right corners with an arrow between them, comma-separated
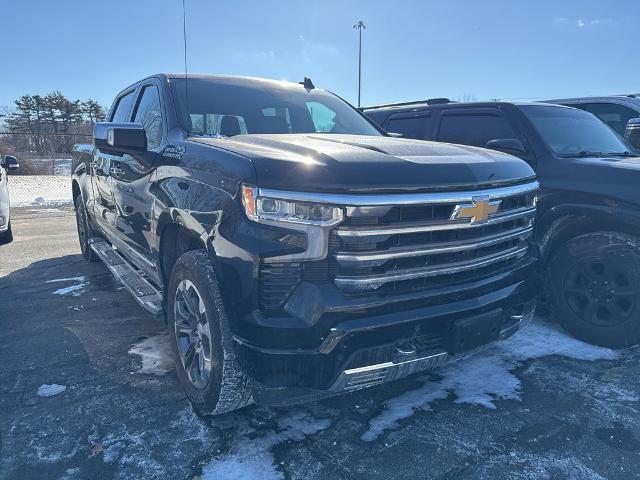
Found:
361,319 -> 619,441
36,384 -> 67,397
128,334 -> 175,375
201,411 -> 331,480
47,276 -> 88,296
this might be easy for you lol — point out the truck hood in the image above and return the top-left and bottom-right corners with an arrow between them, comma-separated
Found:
190,134 -> 535,193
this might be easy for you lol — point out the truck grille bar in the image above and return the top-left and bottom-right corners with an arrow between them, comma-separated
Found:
329,181 -> 538,295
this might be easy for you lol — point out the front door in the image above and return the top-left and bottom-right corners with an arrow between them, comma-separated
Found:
110,83 -> 164,273
91,89 -> 137,236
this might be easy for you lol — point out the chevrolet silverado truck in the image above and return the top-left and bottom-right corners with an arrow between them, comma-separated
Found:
72,74 -> 539,414
365,99 -> 640,348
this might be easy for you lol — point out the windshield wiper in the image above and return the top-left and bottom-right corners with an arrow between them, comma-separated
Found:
560,151 -> 605,158
601,151 -> 636,157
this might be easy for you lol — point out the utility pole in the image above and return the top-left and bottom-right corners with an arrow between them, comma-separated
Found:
353,20 -> 366,107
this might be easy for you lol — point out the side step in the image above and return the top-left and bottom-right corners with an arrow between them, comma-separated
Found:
90,240 -> 163,317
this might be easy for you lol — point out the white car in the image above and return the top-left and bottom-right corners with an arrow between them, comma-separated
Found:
0,155 -> 19,245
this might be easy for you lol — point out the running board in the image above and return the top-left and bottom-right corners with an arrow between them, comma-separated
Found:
90,239 -> 163,316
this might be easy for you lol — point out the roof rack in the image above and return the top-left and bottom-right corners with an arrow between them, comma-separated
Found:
361,98 -> 452,110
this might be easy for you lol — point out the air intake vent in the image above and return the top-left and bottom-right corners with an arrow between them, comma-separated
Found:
259,263 -> 302,312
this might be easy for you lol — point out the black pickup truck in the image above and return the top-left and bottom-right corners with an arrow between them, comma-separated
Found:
72,74 -> 539,414
365,100 -> 640,348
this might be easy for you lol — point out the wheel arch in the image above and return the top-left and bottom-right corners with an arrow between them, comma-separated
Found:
537,203 -> 640,260
158,222 -> 209,287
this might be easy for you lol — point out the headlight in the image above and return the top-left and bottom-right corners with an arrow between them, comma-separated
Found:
241,185 -> 343,227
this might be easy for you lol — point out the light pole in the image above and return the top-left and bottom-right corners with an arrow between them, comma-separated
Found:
353,20 -> 366,107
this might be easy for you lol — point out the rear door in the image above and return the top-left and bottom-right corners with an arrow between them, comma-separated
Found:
110,81 -> 165,271
91,89 -> 137,236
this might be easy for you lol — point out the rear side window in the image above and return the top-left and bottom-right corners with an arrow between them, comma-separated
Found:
133,85 -> 164,149
386,115 -> 432,140
438,113 -> 516,147
584,103 -> 639,136
110,91 -> 136,123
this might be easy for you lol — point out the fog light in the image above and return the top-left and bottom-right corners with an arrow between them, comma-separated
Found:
0,216 -> 5,227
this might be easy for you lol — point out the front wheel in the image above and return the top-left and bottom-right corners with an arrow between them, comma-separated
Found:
0,221 -> 13,245
547,231 -> 640,349
167,250 -> 252,415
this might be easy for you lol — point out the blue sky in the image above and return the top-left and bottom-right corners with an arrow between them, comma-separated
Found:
1,0 -> 638,110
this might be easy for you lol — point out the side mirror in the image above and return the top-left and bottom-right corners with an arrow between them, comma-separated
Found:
624,118 -> 640,151
486,138 -> 526,155
1,155 -> 19,172
94,122 -> 147,156
386,132 -> 404,138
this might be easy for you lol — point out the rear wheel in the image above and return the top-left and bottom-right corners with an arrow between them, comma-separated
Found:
167,250 -> 252,415
547,231 -> 640,348
74,195 -> 98,262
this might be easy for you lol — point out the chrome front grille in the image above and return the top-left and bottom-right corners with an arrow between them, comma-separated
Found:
329,182 -> 538,294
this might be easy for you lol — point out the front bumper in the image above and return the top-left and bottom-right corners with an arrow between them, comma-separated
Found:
234,261 -> 540,406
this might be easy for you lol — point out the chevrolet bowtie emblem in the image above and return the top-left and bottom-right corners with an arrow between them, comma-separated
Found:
451,196 -> 501,224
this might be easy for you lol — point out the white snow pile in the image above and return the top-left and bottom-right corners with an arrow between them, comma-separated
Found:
9,175 -> 73,207
47,276 -> 87,296
201,412 -> 331,480
37,384 -> 67,397
128,334 -> 175,375
362,319 -> 618,441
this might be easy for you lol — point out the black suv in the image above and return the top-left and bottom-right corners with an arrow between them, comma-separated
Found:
365,100 -> 640,348
72,75 -> 540,414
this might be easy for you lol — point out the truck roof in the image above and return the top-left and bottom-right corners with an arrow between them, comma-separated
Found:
363,100 -> 574,113
155,73 -> 317,91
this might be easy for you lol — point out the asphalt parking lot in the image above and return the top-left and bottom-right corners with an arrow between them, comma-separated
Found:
2,214 -> 640,480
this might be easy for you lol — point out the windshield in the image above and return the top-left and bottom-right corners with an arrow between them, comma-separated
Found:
170,78 -> 382,137
520,105 -> 631,157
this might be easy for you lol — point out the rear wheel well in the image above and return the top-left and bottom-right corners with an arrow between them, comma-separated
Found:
159,224 -> 206,286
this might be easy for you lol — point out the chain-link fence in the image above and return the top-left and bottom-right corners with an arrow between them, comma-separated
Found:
5,144 -> 87,218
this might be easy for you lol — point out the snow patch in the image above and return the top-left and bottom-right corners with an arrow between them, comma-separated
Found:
36,384 -> 67,397
128,334 -> 174,375
362,319 -> 617,441
47,276 -> 87,296
201,412 -> 331,480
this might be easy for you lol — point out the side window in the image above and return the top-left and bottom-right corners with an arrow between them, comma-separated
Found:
133,86 -> 163,149
584,103 -> 638,136
110,91 -> 136,123
386,115 -> 432,140
438,113 -> 516,147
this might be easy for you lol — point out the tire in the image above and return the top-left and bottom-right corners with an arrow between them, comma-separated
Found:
547,231 -> 640,349
167,250 -> 252,415
74,195 -> 98,262
0,221 -> 13,244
